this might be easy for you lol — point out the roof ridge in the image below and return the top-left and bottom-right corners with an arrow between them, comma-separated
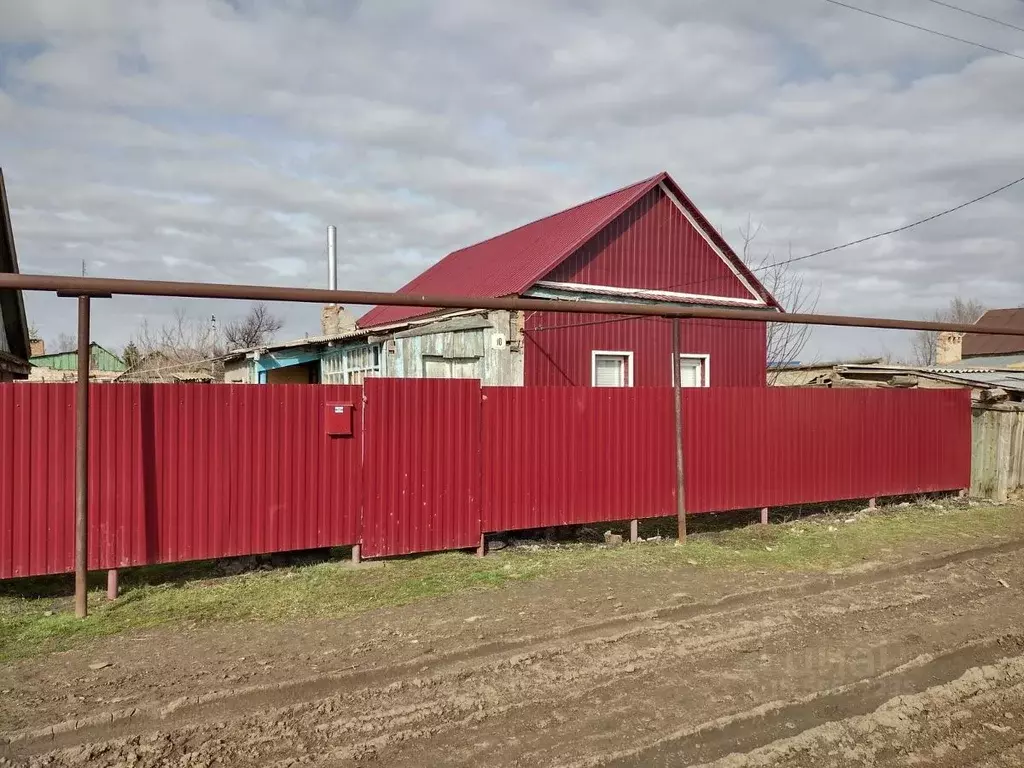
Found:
445,171 -> 665,257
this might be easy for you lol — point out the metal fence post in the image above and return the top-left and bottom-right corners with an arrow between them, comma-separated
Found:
672,319 -> 686,544
75,295 -> 91,618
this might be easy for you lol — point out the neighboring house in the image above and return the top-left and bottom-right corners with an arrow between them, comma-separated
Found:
936,309 -> 1024,368
227,171 -> 781,387
28,342 -> 126,382
222,309 -> 520,385
0,169 -> 31,382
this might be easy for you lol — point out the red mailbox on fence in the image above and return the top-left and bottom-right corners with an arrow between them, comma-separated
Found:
325,402 -> 354,437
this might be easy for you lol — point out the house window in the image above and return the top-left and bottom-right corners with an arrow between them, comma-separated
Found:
676,354 -> 710,387
592,351 -> 633,387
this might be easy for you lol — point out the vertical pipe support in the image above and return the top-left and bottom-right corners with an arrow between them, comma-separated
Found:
630,519 -> 639,543
672,319 -> 686,544
760,507 -> 769,525
75,295 -> 91,619
476,533 -> 486,558
351,543 -> 361,565
868,497 -> 877,509
106,569 -> 119,601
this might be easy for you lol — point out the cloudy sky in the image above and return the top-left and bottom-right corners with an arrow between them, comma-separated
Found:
2,0 -> 1023,360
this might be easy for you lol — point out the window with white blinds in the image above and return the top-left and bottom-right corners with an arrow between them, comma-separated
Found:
676,355 -> 709,387
592,351 -> 633,387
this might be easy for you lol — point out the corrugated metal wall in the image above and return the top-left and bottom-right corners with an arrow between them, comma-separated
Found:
361,378 -> 482,557
0,381 -> 972,578
523,314 -> 766,387
683,388 -> 972,513
543,187 -> 753,299
483,387 -> 676,532
0,383 -> 362,579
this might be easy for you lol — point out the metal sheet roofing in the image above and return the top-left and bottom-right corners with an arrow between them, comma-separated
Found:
837,363 -> 1024,394
963,308 -> 1024,357
0,169 -> 30,364
359,172 -> 778,328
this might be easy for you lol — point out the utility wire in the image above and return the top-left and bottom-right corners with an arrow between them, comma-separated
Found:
655,172 -> 1024,295
823,0 -> 1024,61
920,0 -> 1024,35
751,173 -> 1024,270
531,173 -> 1024,331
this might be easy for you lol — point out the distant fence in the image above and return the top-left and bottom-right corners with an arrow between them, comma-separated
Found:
0,381 -> 971,579
971,403 -> 1024,502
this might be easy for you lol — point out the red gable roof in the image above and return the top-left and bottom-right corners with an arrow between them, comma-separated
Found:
359,171 -> 778,327
963,308 -> 1024,357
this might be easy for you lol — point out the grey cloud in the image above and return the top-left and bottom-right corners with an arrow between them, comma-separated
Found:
1,0 -> 1023,362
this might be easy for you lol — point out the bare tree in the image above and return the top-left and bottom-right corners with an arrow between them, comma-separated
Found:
51,332 -> 77,354
223,302 -> 284,350
739,220 -> 821,384
125,307 -> 224,381
909,297 -> 986,366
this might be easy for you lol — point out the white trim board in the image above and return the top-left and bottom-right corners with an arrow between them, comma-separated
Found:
591,350 -> 635,387
533,280 -> 765,307
658,181 -> 765,304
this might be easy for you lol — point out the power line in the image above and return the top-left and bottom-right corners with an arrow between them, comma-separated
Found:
755,172 -> 1024,270
532,171 -> 1024,333
656,172 -> 1024,294
920,0 -> 1024,35
823,0 -> 1024,61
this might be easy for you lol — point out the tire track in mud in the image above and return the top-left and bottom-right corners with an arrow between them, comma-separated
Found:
595,635 -> 1024,767
4,538 -> 1017,754
5,539 -> 1024,766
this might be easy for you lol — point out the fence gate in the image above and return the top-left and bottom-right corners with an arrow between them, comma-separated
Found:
360,378 -> 482,557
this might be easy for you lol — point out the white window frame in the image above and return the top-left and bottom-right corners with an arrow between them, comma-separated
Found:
591,350 -> 634,387
673,353 -> 711,388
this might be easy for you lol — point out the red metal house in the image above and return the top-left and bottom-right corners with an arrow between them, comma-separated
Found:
360,171 -> 781,388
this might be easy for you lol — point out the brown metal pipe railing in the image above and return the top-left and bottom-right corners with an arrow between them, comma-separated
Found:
5,269 -> 1022,618
3,272 -> 1024,336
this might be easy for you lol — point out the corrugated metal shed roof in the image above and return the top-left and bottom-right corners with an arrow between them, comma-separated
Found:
922,369 -> 1024,392
30,343 -> 126,372
0,168 -> 30,365
837,363 -> 1024,394
358,171 -> 779,328
963,308 -> 1024,357
945,353 -> 1024,369
221,310 -> 490,360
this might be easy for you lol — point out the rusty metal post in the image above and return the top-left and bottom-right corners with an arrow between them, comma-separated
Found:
672,319 -> 686,544
106,569 -> 118,601
75,295 -> 91,618
760,507 -> 769,525
630,519 -> 639,543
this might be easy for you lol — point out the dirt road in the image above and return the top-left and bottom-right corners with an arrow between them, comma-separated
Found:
5,536 -> 1024,767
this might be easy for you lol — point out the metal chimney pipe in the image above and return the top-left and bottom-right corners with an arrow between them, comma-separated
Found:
327,225 -> 337,291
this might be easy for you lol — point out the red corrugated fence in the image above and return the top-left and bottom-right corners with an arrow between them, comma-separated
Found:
362,378 -> 481,558
0,381 -> 972,579
682,387 -> 972,513
1,384 -> 362,579
483,387 -> 677,532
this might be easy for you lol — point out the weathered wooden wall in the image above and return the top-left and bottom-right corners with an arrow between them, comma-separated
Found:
972,404 -> 1024,501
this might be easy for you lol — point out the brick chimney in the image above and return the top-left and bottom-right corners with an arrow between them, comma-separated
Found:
29,338 -> 45,357
320,304 -> 356,337
936,331 -> 963,365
